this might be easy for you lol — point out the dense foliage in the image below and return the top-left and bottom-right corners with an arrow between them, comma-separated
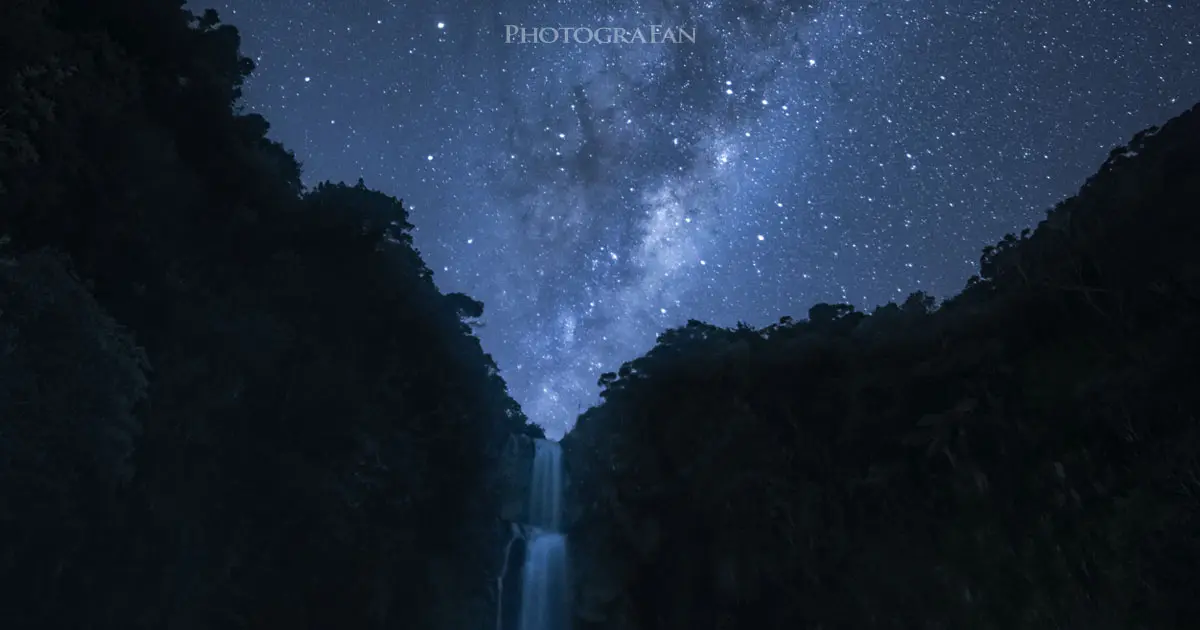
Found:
563,104 -> 1200,629
1,1 -> 540,627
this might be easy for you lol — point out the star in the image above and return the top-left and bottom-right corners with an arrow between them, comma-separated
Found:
215,0 -> 1200,438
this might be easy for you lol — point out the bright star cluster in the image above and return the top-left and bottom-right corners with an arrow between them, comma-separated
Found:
198,0 -> 1198,437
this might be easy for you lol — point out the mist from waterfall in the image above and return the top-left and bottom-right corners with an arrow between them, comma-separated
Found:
518,439 -> 569,630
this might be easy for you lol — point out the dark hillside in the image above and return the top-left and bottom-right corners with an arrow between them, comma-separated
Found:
1,1 -> 540,627
562,103 -> 1200,630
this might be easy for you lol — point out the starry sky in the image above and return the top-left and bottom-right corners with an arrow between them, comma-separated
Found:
199,0 -> 1199,438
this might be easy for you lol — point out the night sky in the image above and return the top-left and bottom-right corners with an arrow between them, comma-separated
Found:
200,0 -> 1199,438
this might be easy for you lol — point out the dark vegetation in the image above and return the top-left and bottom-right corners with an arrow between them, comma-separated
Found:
562,104 -> 1200,629
1,1 -> 540,627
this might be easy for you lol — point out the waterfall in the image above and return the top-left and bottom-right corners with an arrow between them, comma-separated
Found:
517,439 -> 569,630
496,523 -> 521,630
528,439 -> 563,531
518,532 -> 568,630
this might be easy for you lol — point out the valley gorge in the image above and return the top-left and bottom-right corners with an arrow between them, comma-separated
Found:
3,2 -> 1200,629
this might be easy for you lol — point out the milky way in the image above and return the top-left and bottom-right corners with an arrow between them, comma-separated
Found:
201,0 -> 1199,437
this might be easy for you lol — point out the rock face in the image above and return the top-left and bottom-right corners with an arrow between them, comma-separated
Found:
567,520 -> 638,629
498,433 -> 537,524
560,434 -> 652,630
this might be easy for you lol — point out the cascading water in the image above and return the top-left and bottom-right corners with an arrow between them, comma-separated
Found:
517,439 -> 569,630
496,523 -> 522,630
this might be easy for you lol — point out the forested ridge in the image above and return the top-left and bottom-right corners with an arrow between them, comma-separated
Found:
1,1 -> 540,627
561,102 -> 1200,629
